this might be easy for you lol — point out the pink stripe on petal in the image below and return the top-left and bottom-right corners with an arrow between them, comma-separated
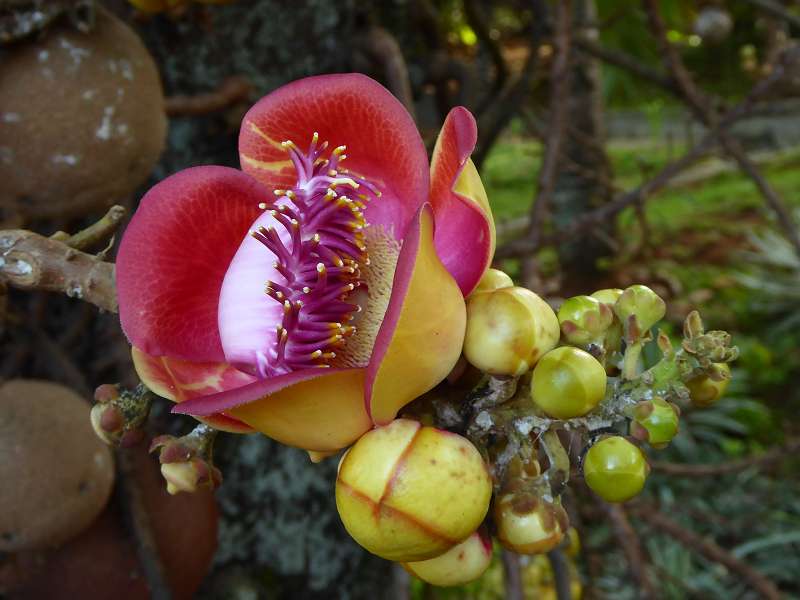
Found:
173,367 -> 357,416
117,166 -> 267,362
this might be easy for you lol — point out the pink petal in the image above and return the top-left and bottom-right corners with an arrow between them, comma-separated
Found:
238,73 -> 429,239
117,166 -> 268,362
218,210 -> 288,375
429,107 -> 495,296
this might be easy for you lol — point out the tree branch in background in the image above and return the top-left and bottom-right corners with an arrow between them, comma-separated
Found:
643,0 -> 800,258
744,0 -> 800,31
165,76 -> 252,117
547,548 -> 573,600
473,0 -> 548,168
463,0 -> 508,115
524,0 -> 572,279
652,437 -> 800,477
631,507 -> 781,600
501,549 -> 524,600
572,36 -> 675,92
496,39 -> 798,259
601,502 -> 658,600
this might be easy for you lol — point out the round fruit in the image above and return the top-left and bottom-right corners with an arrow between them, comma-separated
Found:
686,363 -> 730,407
472,268 -> 514,294
614,285 -> 666,338
583,436 -> 648,503
630,397 -> 680,449
403,528 -> 493,586
494,494 -> 568,555
531,346 -> 607,419
464,286 -> 559,376
335,419 -> 492,562
557,295 -> 613,347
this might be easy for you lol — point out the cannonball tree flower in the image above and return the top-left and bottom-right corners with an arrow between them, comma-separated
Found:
117,74 -> 496,452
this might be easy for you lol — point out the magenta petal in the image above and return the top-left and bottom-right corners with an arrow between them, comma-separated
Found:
117,166 -> 267,362
173,367 -> 356,416
218,210 -> 288,375
238,73 -> 430,240
429,107 -> 493,296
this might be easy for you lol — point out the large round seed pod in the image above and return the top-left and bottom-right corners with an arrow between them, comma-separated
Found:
0,6 -> 166,221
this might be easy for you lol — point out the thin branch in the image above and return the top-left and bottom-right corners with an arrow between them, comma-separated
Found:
744,0 -> 800,30
463,0 -> 508,113
526,0 -> 572,253
50,205 -> 127,251
632,508 -> 781,600
652,438 -> 800,477
547,548 -> 573,600
501,549 -> 524,600
573,36 -> 675,91
643,0 -> 800,258
116,451 -> 173,600
165,76 -> 252,117
601,502 -> 658,600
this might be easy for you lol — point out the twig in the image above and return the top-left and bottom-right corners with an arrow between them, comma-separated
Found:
744,0 -> 800,30
165,76 -> 252,118
651,438 -> 800,477
116,451 -> 173,600
463,0 -> 508,114
643,0 -> 800,258
63,205 -> 126,251
501,549 -> 524,600
573,36 -> 675,91
547,548 -> 573,600
0,229 -> 117,312
601,502 -> 658,600
631,508 -> 781,600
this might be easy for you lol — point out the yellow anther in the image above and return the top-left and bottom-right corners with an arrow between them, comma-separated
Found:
258,202 -> 268,210
269,210 -> 278,218
274,189 -> 286,196
310,350 -> 323,359
291,219 -> 299,228
333,145 -> 347,156
312,131 -> 319,144
328,169 -> 338,177
302,286 -> 311,294
286,190 -> 296,199
312,233 -> 321,243
317,263 -> 326,273
281,140 -> 296,149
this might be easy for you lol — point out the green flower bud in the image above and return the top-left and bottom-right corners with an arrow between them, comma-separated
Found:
614,284 -> 666,342
590,288 -> 623,306
687,362 -> 730,407
557,295 -> 613,347
530,346 -> 607,419
464,286 -> 560,376
583,436 -> 649,503
472,268 -> 514,294
630,397 -> 680,449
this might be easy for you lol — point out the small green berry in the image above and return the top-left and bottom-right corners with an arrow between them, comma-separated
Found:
590,288 -> 623,306
614,284 -> 666,342
557,295 -> 613,347
630,397 -> 680,449
531,346 -> 607,419
583,436 -> 648,503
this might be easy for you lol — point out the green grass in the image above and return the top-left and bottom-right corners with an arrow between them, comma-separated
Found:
481,136 -> 800,229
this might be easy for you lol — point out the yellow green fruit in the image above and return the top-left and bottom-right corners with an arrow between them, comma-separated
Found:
494,495 -> 568,555
531,346 -> 607,419
590,288 -> 623,306
583,436 -> 648,503
464,286 -> 559,376
472,268 -> 514,294
557,295 -> 613,346
687,363 -> 730,407
403,528 -> 493,586
335,419 -> 492,562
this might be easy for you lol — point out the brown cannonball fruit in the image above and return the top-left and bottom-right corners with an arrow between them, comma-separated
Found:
0,7 -> 166,220
0,379 -> 115,552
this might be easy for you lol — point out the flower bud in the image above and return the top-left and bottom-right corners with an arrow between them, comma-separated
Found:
472,268 -> 514,294
630,397 -> 680,449
335,419 -> 491,562
686,362 -> 730,407
464,286 -> 559,376
614,284 -> 666,342
494,493 -> 568,555
531,346 -> 607,419
403,528 -> 493,587
557,295 -> 613,347
89,383 -> 151,447
150,425 -> 221,495
583,436 -> 649,503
